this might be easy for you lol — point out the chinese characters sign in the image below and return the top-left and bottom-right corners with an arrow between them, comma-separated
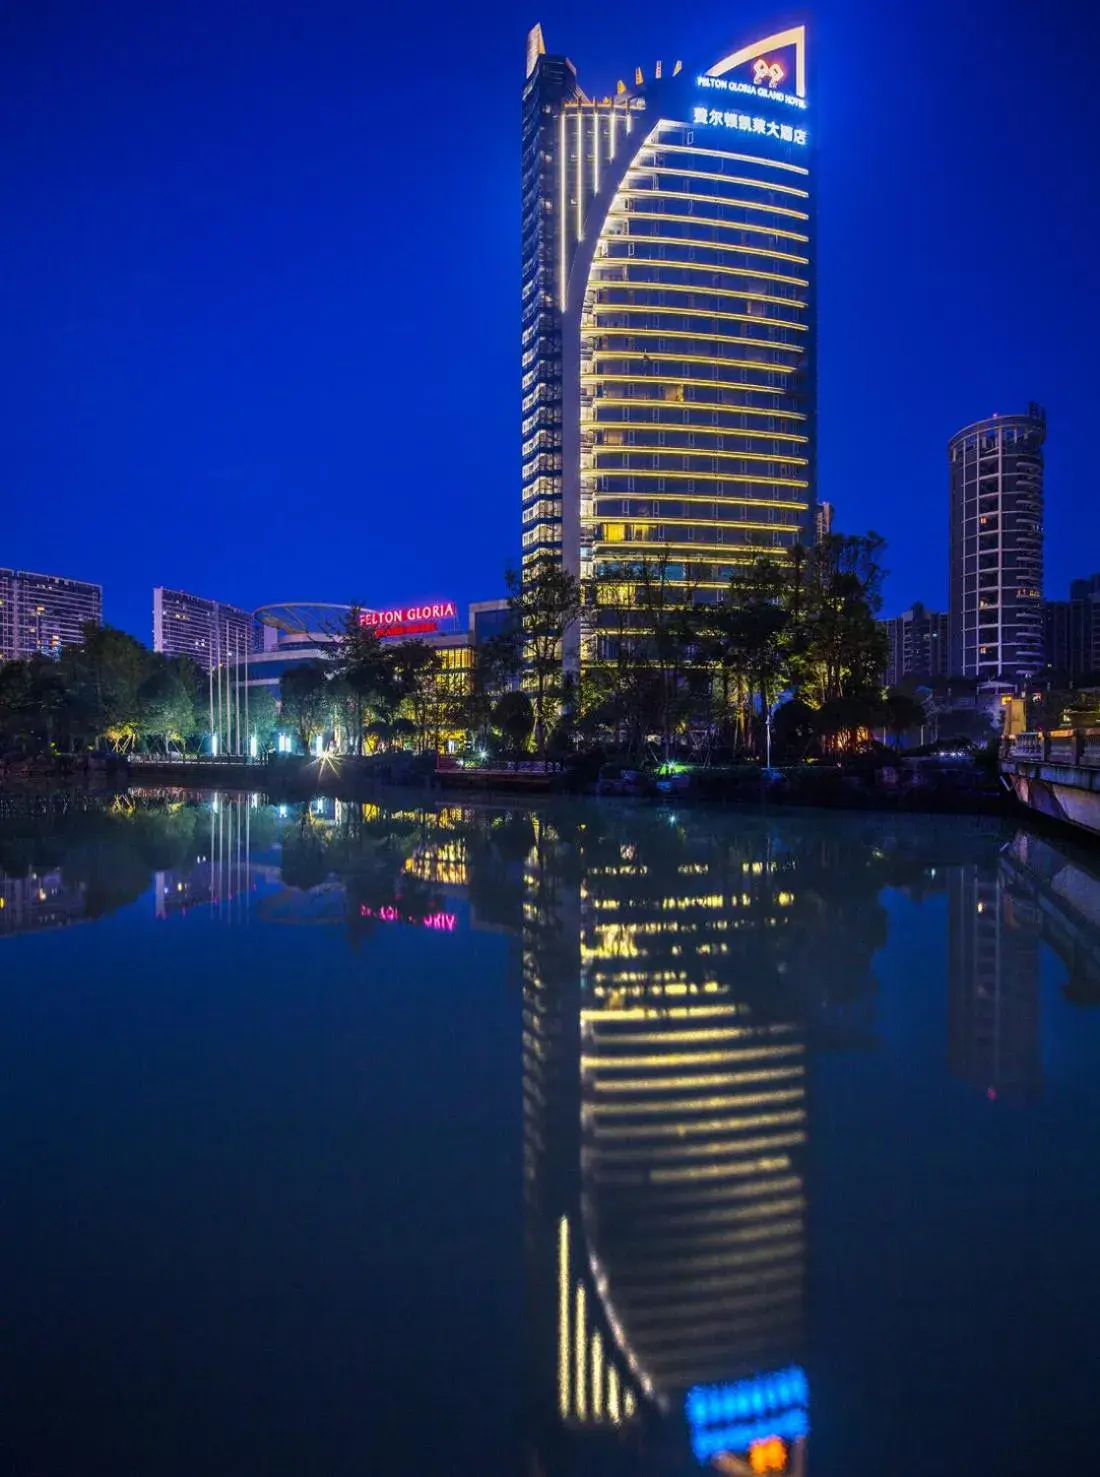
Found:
692,105 -> 808,145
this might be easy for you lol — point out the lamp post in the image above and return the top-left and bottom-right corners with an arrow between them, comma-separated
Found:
766,703 -> 773,771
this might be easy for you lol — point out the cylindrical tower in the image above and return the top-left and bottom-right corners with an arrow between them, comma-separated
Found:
948,405 -> 1046,681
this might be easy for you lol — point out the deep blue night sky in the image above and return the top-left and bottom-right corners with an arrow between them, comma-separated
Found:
2,0 -> 1097,641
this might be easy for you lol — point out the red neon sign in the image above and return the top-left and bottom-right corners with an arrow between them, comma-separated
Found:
359,904 -> 457,931
359,601 -> 457,639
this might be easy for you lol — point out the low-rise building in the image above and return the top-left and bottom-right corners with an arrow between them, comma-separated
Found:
247,597 -> 511,751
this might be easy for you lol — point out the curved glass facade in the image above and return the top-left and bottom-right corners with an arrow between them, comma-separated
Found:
522,26 -> 815,666
580,124 -> 812,606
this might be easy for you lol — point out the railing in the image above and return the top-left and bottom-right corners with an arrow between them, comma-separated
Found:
128,753 -> 259,766
1008,731 -> 1100,767
436,757 -> 564,774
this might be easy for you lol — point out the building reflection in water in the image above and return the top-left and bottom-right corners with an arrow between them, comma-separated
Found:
524,812 -> 812,1476
947,858 -> 1042,1099
0,868 -> 87,934
7,796 -> 1100,1469
944,829 -> 1100,1098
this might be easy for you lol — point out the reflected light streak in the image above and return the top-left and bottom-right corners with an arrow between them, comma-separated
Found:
575,1282 -> 588,1418
558,1217 -> 570,1416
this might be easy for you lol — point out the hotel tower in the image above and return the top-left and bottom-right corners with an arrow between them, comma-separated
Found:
521,23 -> 816,665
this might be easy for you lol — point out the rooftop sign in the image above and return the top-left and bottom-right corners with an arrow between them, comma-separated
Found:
359,600 -> 458,638
704,24 -> 807,109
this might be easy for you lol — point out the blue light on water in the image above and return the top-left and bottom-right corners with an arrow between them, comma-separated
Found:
690,1405 -> 809,1462
685,1366 -> 809,1464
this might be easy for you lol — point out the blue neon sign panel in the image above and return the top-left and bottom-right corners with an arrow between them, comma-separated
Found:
685,1366 -> 809,1464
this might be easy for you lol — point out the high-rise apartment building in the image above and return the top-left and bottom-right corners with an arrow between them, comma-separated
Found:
153,587 -> 253,671
0,568 -> 102,662
948,406 -> 1045,682
881,602 -> 950,688
814,499 -> 833,543
1044,573 -> 1100,682
522,24 -> 815,668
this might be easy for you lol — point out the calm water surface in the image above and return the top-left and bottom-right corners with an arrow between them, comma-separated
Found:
2,790 -> 1099,1476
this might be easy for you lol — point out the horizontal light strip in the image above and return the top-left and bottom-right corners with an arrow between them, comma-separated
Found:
647,1196 -> 807,1229
601,231 -> 807,267
580,1003 -> 745,1021
608,209 -> 808,246
591,445 -> 808,466
598,525 -> 802,542
585,1046 -> 804,1070
585,396 -> 807,423
588,420 -> 810,444
590,1108 -> 806,1133
589,467 -> 808,490
608,1221 -> 805,1256
628,1287 -> 802,1332
586,329 -> 804,359
613,1251 -> 804,1287
585,1026 -> 795,1045
588,351 -> 796,375
642,139 -> 809,177
651,1162 -> 803,1187
593,250 -> 808,291
591,1078 -> 803,1101
614,187 -> 809,222
589,301 -> 808,333
595,545 -> 796,562
585,1131 -> 806,1163
588,1093 -> 807,1118
591,493 -> 810,512
647,164 -> 809,199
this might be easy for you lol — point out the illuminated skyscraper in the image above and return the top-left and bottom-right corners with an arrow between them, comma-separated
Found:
948,406 -> 1045,681
521,25 -> 815,666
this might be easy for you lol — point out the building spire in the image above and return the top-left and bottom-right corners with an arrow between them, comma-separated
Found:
526,22 -> 547,78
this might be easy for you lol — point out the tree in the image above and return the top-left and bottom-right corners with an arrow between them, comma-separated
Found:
460,632 -> 520,751
331,608 -> 398,755
247,686 -> 280,754
633,551 -> 701,761
507,555 -> 581,755
793,534 -> 888,706
492,690 -> 535,759
814,694 -> 881,752
879,690 -> 928,747
279,662 -> 330,753
385,640 -> 443,751
138,657 -> 200,753
57,623 -> 151,750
